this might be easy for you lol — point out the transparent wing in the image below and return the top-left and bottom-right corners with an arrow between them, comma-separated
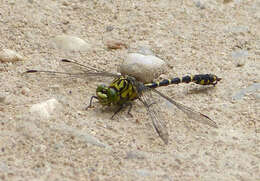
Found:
24,59 -> 120,79
138,87 -> 169,144
152,89 -> 218,128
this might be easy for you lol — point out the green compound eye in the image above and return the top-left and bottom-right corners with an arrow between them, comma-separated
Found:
96,84 -> 108,100
96,84 -> 107,93
97,91 -> 107,99
96,84 -> 118,105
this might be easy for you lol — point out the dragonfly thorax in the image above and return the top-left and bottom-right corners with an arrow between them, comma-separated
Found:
96,76 -> 140,106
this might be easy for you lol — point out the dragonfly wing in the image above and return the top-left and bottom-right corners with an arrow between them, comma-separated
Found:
152,89 -> 218,128
25,70 -> 120,78
138,89 -> 169,144
25,58 -> 121,79
60,59 -> 107,73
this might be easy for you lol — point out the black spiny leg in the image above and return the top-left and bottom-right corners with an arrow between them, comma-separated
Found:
126,102 -> 133,118
111,106 -> 124,119
85,96 -> 98,110
111,102 -> 133,119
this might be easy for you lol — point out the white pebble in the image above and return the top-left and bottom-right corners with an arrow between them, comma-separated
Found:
231,50 -> 248,67
51,35 -> 90,52
0,49 -> 25,62
30,98 -> 61,119
119,53 -> 166,83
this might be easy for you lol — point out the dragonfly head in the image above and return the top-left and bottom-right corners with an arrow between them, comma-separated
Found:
96,84 -> 117,105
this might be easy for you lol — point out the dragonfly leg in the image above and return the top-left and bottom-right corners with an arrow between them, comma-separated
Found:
85,96 -> 98,110
126,102 -> 133,117
111,102 -> 133,119
111,106 -> 124,119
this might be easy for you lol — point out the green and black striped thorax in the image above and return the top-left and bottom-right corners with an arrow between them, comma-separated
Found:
110,76 -> 141,102
96,76 -> 141,106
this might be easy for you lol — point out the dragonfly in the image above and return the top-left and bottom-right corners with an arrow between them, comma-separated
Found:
25,59 -> 221,144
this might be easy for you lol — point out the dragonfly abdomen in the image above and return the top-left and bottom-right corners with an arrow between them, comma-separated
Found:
145,74 -> 221,88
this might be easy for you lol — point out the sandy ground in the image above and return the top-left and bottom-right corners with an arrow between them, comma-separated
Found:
0,0 -> 259,180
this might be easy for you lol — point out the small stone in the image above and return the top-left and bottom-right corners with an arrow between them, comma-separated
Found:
232,83 -> 260,100
21,87 -> 30,96
136,169 -> 152,177
51,35 -> 90,52
232,50 -> 248,67
106,25 -> 114,32
134,169 -> 166,177
62,1 -> 69,6
232,50 -> 248,58
194,0 -> 206,9
227,26 -> 249,34
106,40 -> 128,50
235,58 -> 246,67
0,49 -> 25,62
125,151 -> 145,159
30,98 -> 62,119
223,0 -> 233,4
51,123 -> 110,148
137,46 -> 154,55
119,53 -> 167,83
53,143 -> 64,150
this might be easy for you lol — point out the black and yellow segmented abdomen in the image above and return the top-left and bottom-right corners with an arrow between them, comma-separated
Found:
145,74 -> 221,89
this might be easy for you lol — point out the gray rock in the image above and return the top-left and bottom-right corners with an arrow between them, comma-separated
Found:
136,169 -> 152,177
119,53 -> 167,83
231,50 -> 248,67
51,35 -> 90,52
231,50 -> 249,59
194,0 -> 206,9
227,26 -> 250,34
51,123 -> 110,149
232,83 -> 260,100
125,151 -> 146,160
106,25 -> 114,32
29,98 -> 62,120
0,49 -> 25,62
137,46 -> 154,56
133,169 -> 166,177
